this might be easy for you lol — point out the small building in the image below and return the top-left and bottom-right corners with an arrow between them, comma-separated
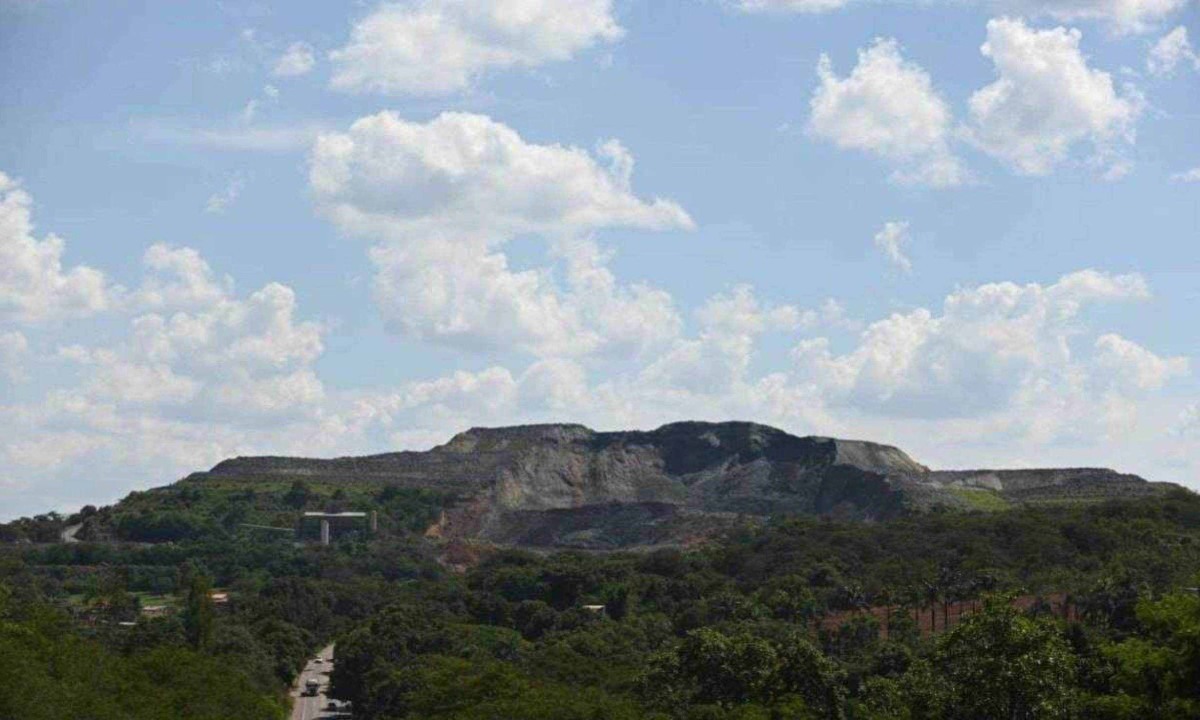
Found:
141,605 -> 172,618
301,511 -> 375,545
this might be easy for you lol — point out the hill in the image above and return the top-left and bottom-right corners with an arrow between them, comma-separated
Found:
130,421 -> 1178,550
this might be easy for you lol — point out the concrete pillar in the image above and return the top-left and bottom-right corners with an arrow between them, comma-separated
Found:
320,519 -> 330,546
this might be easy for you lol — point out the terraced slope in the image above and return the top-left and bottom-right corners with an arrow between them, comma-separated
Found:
189,421 -> 1179,549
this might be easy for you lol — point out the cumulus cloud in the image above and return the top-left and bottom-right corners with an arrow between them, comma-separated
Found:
463,272 -> 1184,454
874,221 -> 913,273
640,285 -> 803,394
366,237 -> 682,357
49,243 -> 326,423
0,331 -> 28,383
134,244 -> 233,310
792,269 -> 1157,419
329,0 -> 623,95
1172,167 -> 1200,182
273,41 -> 315,76
0,238 -> 335,516
809,39 -> 968,187
1148,26 -> 1198,76
310,111 -> 691,239
966,18 -> 1143,177
1094,333 -> 1188,390
0,172 -> 112,323
1176,403 -> 1200,436
2,254 -> 1191,515
310,111 -> 692,357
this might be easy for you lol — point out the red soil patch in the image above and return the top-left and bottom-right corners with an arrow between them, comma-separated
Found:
820,592 -> 1078,639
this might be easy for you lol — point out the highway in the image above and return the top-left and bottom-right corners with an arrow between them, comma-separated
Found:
290,644 -> 345,720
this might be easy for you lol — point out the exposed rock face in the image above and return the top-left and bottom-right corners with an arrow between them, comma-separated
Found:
925,468 -> 1175,502
200,421 -> 1173,549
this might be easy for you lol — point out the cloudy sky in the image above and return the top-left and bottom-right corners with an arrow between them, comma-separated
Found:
1,0 -> 1198,518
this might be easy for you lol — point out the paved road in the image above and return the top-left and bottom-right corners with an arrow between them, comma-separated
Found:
290,644 -> 343,720
60,523 -> 82,543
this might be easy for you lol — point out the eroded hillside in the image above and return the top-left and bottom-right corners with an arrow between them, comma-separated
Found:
183,421 -> 1177,549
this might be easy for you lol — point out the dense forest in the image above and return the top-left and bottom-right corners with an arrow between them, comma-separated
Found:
2,484 -> 1200,718
328,491 -> 1200,719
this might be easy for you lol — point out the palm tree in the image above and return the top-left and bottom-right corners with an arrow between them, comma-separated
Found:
923,580 -> 940,634
937,564 -> 960,631
875,586 -> 895,640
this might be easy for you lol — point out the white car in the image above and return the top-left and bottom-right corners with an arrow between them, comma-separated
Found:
313,657 -> 324,664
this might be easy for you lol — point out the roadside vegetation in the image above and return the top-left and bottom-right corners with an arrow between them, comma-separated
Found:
1,486 -> 1198,718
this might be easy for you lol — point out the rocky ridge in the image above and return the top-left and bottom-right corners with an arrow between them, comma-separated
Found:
194,421 -> 1179,549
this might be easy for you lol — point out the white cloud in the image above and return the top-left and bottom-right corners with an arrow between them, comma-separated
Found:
310,111 -> 691,357
966,18 -> 1143,177
793,298 -> 860,332
1172,167 -> 1200,182
212,369 -> 325,414
141,119 -> 330,153
639,285 -> 802,394
329,0 -> 624,95
0,172 -> 112,323
809,39 -> 968,187
1176,402 -> 1200,436
240,99 -> 260,124
135,244 -> 233,310
1094,333 -> 1188,390
273,41 -> 316,77
732,0 -> 1187,32
67,350 -> 201,406
127,280 -> 324,373
1147,26 -> 1198,75
736,0 -> 850,12
45,243 -> 327,421
310,112 -> 691,239
0,331 -> 28,383
874,221 -> 913,273
0,234 -> 340,517
204,175 -> 245,214
2,253 -> 1193,516
1008,0 -> 1189,34
792,269 -> 1156,419
518,358 -> 590,411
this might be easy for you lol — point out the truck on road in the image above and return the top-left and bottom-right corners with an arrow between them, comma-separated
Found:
303,679 -> 320,696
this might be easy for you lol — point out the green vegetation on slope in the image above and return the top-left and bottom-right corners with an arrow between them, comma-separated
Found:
944,486 -> 1011,512
1,473 -> 1199,719
0,585 -> 287,720
329,490 -> 1200,719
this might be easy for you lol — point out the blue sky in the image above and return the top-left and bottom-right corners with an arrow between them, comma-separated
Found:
0,0 -> 1198,518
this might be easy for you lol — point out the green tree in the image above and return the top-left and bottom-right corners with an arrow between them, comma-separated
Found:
933,596 -> 1077,719
284,480 -> 311,509
1092,588 -> 1200,718
181,570 -> 215,651
642,626 -> 843,716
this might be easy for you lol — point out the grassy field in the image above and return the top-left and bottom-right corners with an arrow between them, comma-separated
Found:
945,487 -> 1010,512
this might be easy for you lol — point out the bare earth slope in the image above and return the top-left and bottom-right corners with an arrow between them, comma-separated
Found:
192,421 -> 1180,550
